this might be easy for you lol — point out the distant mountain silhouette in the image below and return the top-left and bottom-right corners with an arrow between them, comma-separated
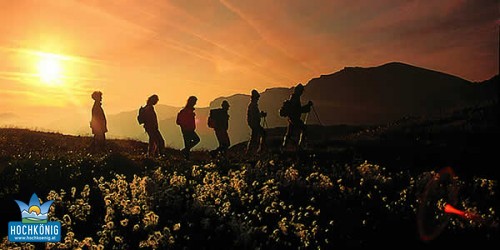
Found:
303,62 -> 497,124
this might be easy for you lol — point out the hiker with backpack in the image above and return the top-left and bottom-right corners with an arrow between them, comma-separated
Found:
281,83 -> 313,150
176,96 -> 200,160
208,100 -> 230,157
89,91 -> 107,152
247,89 -> 267,154
138,94 -> 165,157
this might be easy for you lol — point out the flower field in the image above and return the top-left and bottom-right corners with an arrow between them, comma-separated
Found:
0,126 -> 498,249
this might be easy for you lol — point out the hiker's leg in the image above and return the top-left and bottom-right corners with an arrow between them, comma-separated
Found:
147,131 -> 154,156
182,131 -> 190,151
258,125 -> 266,152
248,127 -> 258,153
215,129 -> 229,154
282,122 -> 291,147
214,129 -> 223,152
152,136 -> 159,157
157,130 -> 165,154
222,130 -> 230,151
147,130 -> 160,157
148,143 -> 156,157
101,133 -> 106,150
96,133 -> 106,151
190,131 -> 200,150
298,120 -> 306,147
283,120 -> 296,148
89,135 -> 96,153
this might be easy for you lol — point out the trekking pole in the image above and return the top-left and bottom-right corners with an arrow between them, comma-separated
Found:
298,112 -> 309,148
246,131 -> 252,153
311,105 -> 323,126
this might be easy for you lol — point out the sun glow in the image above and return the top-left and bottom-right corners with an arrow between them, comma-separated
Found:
37,53 -> 63,85
28,205 -> 41,215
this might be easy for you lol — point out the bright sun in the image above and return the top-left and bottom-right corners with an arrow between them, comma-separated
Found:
37,54 -> 63,85
28,205 -> 41,215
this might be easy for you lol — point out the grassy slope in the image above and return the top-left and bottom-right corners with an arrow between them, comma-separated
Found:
0,104 -> 499,248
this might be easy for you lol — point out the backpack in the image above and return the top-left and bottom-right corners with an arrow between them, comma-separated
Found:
176,111 -> 182,126
207,109 -> 216,128
207,116 -> 215,128
137,106 -> 146,125
279,100 -> 291,117
176,109 -> 188,127
207,109 -> 224,128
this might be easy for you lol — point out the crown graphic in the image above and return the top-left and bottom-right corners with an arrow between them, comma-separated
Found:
15,193 -> 54,224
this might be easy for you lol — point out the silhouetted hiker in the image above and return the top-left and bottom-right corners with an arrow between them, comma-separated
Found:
247,89 -> 267,154
281,83 -> 313,150
140,94 -> 165,157
176,96 -> 200,160
90,91 -> 107,152
209,100 -> 230,157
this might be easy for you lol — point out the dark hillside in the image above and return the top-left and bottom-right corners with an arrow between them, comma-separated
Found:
0,103 -> 498,248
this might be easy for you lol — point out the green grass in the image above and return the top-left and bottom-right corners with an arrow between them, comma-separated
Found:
21,218 -> 47,224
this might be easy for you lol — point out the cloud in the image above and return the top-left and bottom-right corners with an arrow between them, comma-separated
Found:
218,0 -> 498,81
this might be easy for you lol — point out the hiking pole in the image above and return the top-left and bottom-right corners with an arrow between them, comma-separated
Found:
298,111 -> 309,148
311,105 -> 323,126
246,131 -> 252,153
262,116 -> 268,129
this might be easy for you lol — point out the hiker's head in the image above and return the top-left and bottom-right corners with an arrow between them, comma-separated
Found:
294,83 -> 304,95
91,91 -> 102,101
221,100 -> 230,110
251,89 -> 260,99
187,96 -> 197,107
147,94 -> 159,105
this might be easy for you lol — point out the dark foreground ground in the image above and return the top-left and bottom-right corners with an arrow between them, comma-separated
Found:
0,103 -> 499,249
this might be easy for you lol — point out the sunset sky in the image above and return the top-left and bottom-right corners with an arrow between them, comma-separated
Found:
0,0 -> 498,125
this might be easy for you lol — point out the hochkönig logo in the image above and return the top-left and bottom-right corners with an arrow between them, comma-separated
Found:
8,193 -> 61,242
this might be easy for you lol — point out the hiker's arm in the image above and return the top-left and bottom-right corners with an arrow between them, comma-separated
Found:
301,101 -> 313,113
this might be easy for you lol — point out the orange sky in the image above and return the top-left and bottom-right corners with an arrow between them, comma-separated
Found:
0,0 -> 498,123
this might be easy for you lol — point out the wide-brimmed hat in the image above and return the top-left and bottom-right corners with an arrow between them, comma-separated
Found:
251,89 -> 260,98
294,83 -> 304,94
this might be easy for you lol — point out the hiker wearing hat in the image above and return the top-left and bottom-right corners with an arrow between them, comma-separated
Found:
246,89 -> 267,154
282,83 -> 313,149
209,100 -> 231,157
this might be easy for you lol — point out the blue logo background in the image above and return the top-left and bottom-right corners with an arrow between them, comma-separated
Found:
8,193 -> 61,242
